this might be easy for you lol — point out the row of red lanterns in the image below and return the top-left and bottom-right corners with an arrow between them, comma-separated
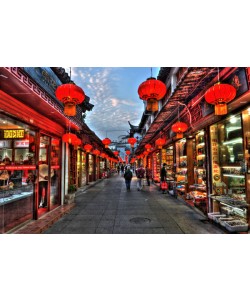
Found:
137,72 -> 237,149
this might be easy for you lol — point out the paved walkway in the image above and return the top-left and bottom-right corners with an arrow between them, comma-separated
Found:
43,174 -> 225,234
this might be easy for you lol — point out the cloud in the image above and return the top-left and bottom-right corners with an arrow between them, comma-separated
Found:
71,67 -> 145,140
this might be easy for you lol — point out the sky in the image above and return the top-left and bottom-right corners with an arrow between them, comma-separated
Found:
68,67 -> 160,141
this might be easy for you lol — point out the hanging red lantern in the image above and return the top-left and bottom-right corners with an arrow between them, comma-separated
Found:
84,144 -> 93,153
155,138 -> 165,149
138,77 -> 167,112
71,137 -> 81,150
55,83 -> 85,116
113,151 -> 119,156
52,139 -> 60,146
92,149 -> 100,156
205,82 -> 236,115
127,137 -> 137,148
171,121 -> 188,139
62,133 -> 77,144
125,150 -> 131,155
102,137 -> 112,148
145,144 -> 152,151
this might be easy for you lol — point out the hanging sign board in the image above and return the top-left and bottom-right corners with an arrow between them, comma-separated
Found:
0,129 -> 25,139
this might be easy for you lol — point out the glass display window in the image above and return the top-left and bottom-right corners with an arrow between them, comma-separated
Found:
195,130 -> 206,185
81,152 -> 87,184
209,113 -> 247,222
0,113 -> 36,232
50,138 -> 61,209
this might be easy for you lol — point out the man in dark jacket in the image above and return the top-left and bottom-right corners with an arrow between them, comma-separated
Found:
160,163 -> 167,194
124,166 -> 133,190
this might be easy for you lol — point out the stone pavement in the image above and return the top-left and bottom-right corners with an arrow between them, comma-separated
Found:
43,174 -> 226,234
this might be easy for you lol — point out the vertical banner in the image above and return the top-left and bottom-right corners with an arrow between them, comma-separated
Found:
210,125 -> 221,184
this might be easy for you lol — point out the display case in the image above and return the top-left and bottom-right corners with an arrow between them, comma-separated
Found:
175,139 -> 187,198
187,130 -> 207,212
209,114 -> 248,231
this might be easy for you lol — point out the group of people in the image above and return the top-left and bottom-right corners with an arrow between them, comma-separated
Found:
123,163 -> 168,192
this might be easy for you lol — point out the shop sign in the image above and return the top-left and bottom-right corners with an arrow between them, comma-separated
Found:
51,165 -> 60,169
0,140 -> 11,148
23,67 -> 63,102
0,129 -> 25,139
14,140 -> 29,148
225,68 -> 248,98
210,125 -> 221,183
0,165 -> 36,170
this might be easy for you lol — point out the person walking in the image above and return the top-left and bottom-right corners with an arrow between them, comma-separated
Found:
117,165 -> 120,175
145,165 -> 152,186
160,163 -> 167,194
135,165 -> 145,191
124,166 -> 133,191
120,164 -> 125,175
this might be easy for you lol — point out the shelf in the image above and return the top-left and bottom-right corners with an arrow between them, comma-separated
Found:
221,165 -> 241,168
222,174 -> 245,178
223,137 -> 242,145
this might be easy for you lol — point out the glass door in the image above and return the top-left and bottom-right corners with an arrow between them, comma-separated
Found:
50,138 -> 61,209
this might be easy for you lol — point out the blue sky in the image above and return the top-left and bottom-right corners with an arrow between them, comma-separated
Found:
69,67 -> 160,141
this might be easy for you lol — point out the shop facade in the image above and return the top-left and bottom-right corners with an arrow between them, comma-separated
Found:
0,97 -> 64,233
0,67 -> 84,233
136,67 -> 250,231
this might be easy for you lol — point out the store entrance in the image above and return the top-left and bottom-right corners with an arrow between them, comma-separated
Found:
38,134 -> 50,215
38,134 -> 61,217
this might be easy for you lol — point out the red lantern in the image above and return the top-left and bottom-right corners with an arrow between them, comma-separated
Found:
155,138 -> 165,149
205,82 -> 236,115
62,133 -> 77,144
145,144 -> 152,151
171,121 -> 188,139
102,138 -> 112,148
127,137 -> 137,148
125,150 -> 131,155
71,137 -> 81,150
92,149 -> 100,156
84,144 -> 93,153
52,139 -> 60,146
55,83 -> 85,116
113,151 -> 119,156
138,77 -> 167,112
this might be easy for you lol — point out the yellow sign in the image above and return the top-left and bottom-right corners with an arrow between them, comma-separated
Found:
3,129 -> 25,139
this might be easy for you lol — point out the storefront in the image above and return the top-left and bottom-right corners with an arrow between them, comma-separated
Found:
152,150 -> 161,182
0,112 -> 62,233
208,109 -> 249,231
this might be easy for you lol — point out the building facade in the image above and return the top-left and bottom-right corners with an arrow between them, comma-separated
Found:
0,67 -> 115,233
135,67 -> 250,232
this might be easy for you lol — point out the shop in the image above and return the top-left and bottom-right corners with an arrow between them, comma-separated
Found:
0,112 -> 62,233
208,110 -> 249,231
152,150 -> 161,182
187,130 -> 208,214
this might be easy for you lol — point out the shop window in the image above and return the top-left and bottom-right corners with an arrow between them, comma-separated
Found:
0,113 -> 35,233
210,114 -> 247,222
